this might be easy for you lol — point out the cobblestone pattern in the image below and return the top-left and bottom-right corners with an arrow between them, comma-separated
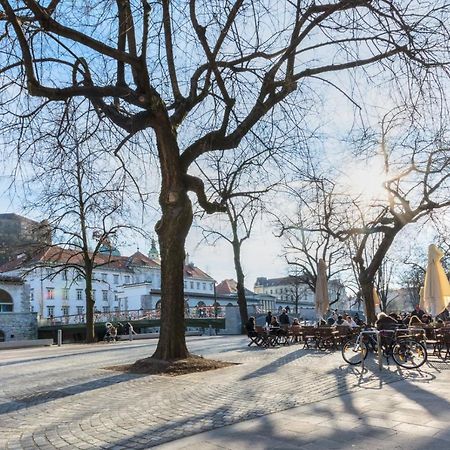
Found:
0,336 -> 447,449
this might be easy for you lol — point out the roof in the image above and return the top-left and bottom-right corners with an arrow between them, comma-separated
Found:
0,213 -> 36,221
0,245 -> 214,280
0,245 -> 132,273
184,263 -> 214,281
254,275 -> 304,288
0,275 -> 23,284
216,279 -> 254,296
128,251 -> 160,268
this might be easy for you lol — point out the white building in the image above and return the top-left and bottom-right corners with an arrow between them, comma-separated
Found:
0,242 -> 219,319
254,276 -> 349,313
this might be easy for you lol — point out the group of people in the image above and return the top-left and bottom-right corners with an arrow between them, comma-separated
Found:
375,304 -> 448,330
245,303 -> 449,339
104,321 -> 137,342
325,311 -> 363,328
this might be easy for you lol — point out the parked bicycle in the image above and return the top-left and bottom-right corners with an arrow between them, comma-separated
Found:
342,327 -> 427,369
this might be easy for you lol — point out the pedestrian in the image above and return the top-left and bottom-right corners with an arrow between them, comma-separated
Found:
125,322 -> 137,341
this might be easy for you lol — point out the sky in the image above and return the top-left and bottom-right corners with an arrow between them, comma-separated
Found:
0,175 -> 288,287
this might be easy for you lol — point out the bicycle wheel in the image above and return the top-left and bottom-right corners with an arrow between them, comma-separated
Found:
342,338 -> 368,365
392,339 -> 427,369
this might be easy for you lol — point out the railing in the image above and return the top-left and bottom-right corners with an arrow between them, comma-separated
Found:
38,306 -> 226,326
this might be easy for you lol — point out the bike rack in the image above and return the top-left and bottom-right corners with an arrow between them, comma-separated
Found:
359,330 -> 383,371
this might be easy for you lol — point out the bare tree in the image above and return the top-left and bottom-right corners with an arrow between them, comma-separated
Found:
197,147 -> 277,330
22,109 -> 145,342
277,181 -> 352,296
1,0 -> 450,359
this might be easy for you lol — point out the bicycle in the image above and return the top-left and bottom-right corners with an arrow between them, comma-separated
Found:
342,327 -> 427,369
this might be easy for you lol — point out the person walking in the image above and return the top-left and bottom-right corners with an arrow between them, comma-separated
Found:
125,322 -> 137,341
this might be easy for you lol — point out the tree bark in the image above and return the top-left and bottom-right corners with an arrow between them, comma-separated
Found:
232,238 -> 248,332
152,120 -> 191,360
85,271 -> 95,343
359,274 -> 376,326
152,192 -> 192,359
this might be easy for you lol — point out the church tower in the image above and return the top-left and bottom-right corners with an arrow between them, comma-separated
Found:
148,238 -> 159,259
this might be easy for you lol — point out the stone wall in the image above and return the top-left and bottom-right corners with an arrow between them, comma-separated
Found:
0,312 -> 38,341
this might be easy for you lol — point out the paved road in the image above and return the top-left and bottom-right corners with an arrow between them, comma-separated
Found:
0,336 -> 448,449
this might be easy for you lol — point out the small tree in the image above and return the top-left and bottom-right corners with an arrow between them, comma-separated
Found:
22,113 -> 144,342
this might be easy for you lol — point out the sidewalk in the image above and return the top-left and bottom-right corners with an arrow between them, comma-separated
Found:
1,336 -> 448,449
154,360 -> 450,450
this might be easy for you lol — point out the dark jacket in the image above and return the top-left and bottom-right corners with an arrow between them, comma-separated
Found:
279,312 -> 290,325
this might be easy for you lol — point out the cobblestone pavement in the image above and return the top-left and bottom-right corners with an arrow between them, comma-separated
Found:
0,336 -> 448,449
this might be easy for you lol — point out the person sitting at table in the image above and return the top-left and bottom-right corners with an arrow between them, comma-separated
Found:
408,315 -> 423,327
411,304 -> 426,320
421,314 -> 432,325
270,316 -> 280,330
335,315 -> 350,327
346,315 -> 358,328
376,312 -> 398,331
245,316 -> 257,335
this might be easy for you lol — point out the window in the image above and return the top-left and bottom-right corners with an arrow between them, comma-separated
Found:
62,288 -> 69,301
0,289 -> 13,312
184,281 -> 187,288
76,289 -> 83,301
76,306 -> 84,315
124,275 -> 130,284
92,290 -> 96,300
47,305 -> 55,317
30,288 -> 34,302
46,288 -> 54,300
202,283 -> 206,290
102,273 -> 107,282
196,282 -> 200,289
61,306 -> 69,316
190,281 -> 194,289
114,306 -> 120,312
114,294 -> 119,302
102,290 -> 108,302
113,274 -> 119,284
102,306 -> 109,313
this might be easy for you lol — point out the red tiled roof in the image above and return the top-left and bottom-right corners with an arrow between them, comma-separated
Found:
216,279 -> 254,295
0,246 -> 214,280
184,263 -> 214,281
128,251 -> 160,268
0,245 -> 132,272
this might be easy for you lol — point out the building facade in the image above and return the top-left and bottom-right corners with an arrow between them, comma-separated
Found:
0,275 -> 37,341
0,244 -> 233,320
254,276 -> 349,313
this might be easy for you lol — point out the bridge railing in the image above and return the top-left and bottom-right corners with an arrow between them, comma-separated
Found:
38,306 -> 226,326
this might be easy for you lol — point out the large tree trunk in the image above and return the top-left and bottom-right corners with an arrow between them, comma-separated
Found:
232,239 -> 248,332
152,120 -> 192,360
360,274 -> 376,325
152,191 -> 192,359
85,271 -> 95,343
